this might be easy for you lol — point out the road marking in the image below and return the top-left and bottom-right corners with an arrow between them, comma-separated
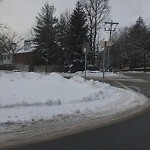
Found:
115,81 -> 131,90
114,78 -> 148,83
129,86 -> 142,93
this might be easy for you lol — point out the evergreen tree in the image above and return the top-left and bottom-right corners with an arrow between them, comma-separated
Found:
56,14 -> 70,66
67,1 -> 89,72
127,16 -> 149,70
129,16 -> 147,47
56,14 -> 69,49
110,16 -> 150,71
33,3 -> 58,71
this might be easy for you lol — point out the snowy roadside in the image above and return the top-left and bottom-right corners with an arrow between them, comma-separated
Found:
60,70 -> 127,79
121,71 -> 150,74
0,71 -> 149,147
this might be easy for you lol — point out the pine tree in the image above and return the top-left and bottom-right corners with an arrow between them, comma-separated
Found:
55,14 -> 69,66
127,16 -> 148,70
67,1 -> 89,72
129,16 -> 147,46
56,14 -> 69,49
110,16 -> 150,71
33,3 -> 58,71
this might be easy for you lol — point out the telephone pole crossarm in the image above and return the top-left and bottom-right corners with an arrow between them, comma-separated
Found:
105,21 -> 119,34
105,21 -> 119,25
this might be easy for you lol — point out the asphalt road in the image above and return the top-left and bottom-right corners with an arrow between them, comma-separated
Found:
7,72 -> 150,150
104,72 -> 150,98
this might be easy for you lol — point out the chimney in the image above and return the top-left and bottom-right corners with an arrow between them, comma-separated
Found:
11,43 -> 17,50
24,40 -> 31,51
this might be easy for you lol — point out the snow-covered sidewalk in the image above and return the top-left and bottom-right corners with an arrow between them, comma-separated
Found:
0,71 -> 148,146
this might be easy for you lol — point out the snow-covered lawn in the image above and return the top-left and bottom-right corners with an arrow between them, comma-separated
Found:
0,71 -> 147,124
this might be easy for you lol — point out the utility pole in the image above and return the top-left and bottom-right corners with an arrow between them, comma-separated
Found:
105,20 -> 119,70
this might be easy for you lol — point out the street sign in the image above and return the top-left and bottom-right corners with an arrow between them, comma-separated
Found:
82,42 -> 90,55
100,40 -> 112,48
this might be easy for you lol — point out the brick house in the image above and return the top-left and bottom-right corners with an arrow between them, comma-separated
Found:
13,40 -> 35,71
1,41 -> 64,72
1,40 -> 35,71
14,41 -> 35,65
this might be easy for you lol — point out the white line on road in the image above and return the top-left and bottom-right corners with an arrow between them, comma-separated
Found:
115,81 -> 131,90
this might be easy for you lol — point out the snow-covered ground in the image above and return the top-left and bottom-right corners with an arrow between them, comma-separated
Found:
0,71 -> 148,145
0,70 -> 146,123
60,70 -> 125,78
124,71 -> 150,74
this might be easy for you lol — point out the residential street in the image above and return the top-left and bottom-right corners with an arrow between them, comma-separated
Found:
1,0 -> 150,149
6,72 -> 150,150
106,72 -> 150,98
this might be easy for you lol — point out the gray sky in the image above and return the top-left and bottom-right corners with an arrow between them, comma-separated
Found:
0,0 -> 77,34
110,0 -> 150,27
0,0 -> 150,36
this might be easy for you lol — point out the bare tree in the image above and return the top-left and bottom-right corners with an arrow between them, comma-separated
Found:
80,0 -> 110,53
0,27 -> 23,63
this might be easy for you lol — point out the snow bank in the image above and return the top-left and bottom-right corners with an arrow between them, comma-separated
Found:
61,70 -> 125,78
125,71 -> 150,74
0,71 -> 147,124
0,72 -> 105,107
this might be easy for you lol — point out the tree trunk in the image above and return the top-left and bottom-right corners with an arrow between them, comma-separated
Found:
45,60 -> 48,73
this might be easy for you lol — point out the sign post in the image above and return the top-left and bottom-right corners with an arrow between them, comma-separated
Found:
82,42 -> 90,81
100,41 -> 112,83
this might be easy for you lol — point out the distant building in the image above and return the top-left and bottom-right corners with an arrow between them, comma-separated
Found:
1,40 -> 64,72
2,53 -> 13,65
1,40 -> 35,65
1,40 -> 35,71
1,42 -> 17,65
14,40 -> 35,65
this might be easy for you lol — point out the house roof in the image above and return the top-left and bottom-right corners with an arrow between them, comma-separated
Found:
16,47 -> 35,54
2,48 -> 35,55
2,41 -> 36,56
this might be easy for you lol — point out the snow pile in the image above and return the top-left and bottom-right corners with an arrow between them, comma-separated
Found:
61,70 -> 125,78
0,71 -> 147,124
125,71 -> 150,74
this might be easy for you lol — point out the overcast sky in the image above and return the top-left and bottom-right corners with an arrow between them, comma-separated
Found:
0,0 -> 150,36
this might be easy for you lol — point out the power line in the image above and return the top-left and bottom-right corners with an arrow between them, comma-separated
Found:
114,6 -> 150,26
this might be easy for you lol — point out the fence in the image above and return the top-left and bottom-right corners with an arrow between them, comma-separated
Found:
0,64 -> 64,73
34,65 -> 64,72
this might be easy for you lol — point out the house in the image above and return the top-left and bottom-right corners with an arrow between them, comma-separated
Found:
2,53 -> 13,65
1,40 -> 64,72
14,40 -> 35,65
1,42 -> 17,65
1,40 -> 35,71
14,40 -> 35,71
